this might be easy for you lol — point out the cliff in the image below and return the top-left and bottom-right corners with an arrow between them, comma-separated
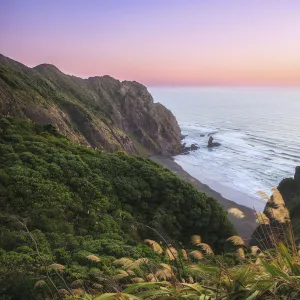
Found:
0,54 -> 181,156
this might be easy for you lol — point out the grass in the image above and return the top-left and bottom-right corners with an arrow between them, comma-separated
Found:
28,188 -> 300,299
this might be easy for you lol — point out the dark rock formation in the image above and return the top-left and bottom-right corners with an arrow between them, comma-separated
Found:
295,166 -> 300,186
0,54 -> 182,156
207,142 -> 221,148
200,134 -> 205,137
250,166 -> 300,248
190,143 -> 199,151
207,136 -> 221,148
181,143 -> 199,154
180,134 -> 188,140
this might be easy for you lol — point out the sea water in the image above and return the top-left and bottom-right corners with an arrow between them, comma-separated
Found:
150,87 -> 300,210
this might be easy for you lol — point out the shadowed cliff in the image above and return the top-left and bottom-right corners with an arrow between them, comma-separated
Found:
0,54 -> 182,156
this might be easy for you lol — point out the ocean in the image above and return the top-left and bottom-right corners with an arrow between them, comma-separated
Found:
150,87 -> 300,211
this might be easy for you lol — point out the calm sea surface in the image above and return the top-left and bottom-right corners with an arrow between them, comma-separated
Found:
150,87 -> 300,210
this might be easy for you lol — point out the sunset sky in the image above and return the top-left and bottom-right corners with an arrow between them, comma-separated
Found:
1,0 -> 300,86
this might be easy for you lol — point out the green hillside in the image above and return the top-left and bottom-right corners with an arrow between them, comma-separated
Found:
0,54 -> 182,156
0,117 -> 235,298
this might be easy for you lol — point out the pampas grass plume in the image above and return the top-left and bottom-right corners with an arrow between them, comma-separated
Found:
228,207 -> 245,219
189,250 -> 204,260
49,263 -> 65,270
227,236 -> 245,246
197,243 -> 214,255
144,239 -> 163,254
86,254 -> 101,262
191,235 -> 201,245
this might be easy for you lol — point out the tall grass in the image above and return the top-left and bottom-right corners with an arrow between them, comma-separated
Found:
28,189 -> 300,299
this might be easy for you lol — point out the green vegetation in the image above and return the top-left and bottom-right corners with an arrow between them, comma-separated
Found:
0,117 -> 234,299
24,188 -> 300,299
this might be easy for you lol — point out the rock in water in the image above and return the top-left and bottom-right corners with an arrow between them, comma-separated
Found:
207,136 -> 221,148
180,134 -> 188,140
190,144 -> 199,151
207,142 -> 221,148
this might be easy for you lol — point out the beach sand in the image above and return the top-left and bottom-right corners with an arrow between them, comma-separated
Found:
150,155 -> 257,240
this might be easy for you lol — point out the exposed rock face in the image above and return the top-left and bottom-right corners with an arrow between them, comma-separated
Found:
0,54 -> 182,156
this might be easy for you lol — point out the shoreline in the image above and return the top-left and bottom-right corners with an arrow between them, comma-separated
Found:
150,155 -> 257,240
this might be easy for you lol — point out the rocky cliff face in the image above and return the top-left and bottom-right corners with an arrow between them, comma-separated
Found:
0,54 -> 181,156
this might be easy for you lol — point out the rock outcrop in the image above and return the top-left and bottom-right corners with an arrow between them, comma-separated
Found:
250,166 -> 300,247
207,136 -> 221,148
0,54 -> 182,156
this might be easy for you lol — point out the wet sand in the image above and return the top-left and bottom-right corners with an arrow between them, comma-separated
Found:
150,155 -> 258,240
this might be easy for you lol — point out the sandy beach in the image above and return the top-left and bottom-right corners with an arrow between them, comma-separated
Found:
150,155 -> 258,240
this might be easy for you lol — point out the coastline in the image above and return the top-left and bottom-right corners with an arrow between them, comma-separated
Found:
150,155 -> 257,240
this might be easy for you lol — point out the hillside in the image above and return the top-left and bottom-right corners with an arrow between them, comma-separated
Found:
0,117 -> 235,298
0,54 -> 182,156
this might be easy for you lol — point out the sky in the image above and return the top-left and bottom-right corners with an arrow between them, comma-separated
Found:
0,0 -> 300,86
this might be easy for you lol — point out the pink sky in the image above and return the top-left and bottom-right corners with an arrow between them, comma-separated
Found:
1,0 -> 300,86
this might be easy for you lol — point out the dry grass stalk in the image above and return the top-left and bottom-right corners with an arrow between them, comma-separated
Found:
155,264 -> 174,280
49,263 -> 65,270
146,273 -> 156,282
131,277 -> 144,283
71,288 -> 85,296
255,212 -> 270,225
271,188 -> 285,207
119,270 -> 129,276
86,254 -> 101,262
251,246 -> 261,255
188,276 -> 194,284
113,258 -> 133,268
113,270 -> 130,280
237,247 -> 245,259
34,280 -> 46,288
189,250 -> 204,260
228,207 -> 245,219
160,263 -> 172,271
197,243 -> 214,255
91,283 -> 103,290
191,235 -> 201,245
181,249 -> 188,260
71,279 -> 83,288
58,289 -> 70,295
127,258 -> 149,270
127,270 -> 135,276
144,239 -> 163,254
266,207 -> 290,223
165,247 -> 178,261
227,236 -> 245,246
257,191 -> 270,202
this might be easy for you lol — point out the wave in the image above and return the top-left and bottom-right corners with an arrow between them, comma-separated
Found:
177,124 -> 299,205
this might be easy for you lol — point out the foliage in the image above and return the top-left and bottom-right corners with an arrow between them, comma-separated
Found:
0,117 -> 235,298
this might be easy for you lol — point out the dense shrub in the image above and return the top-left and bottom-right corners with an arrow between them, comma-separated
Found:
0,117 -> 235,298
